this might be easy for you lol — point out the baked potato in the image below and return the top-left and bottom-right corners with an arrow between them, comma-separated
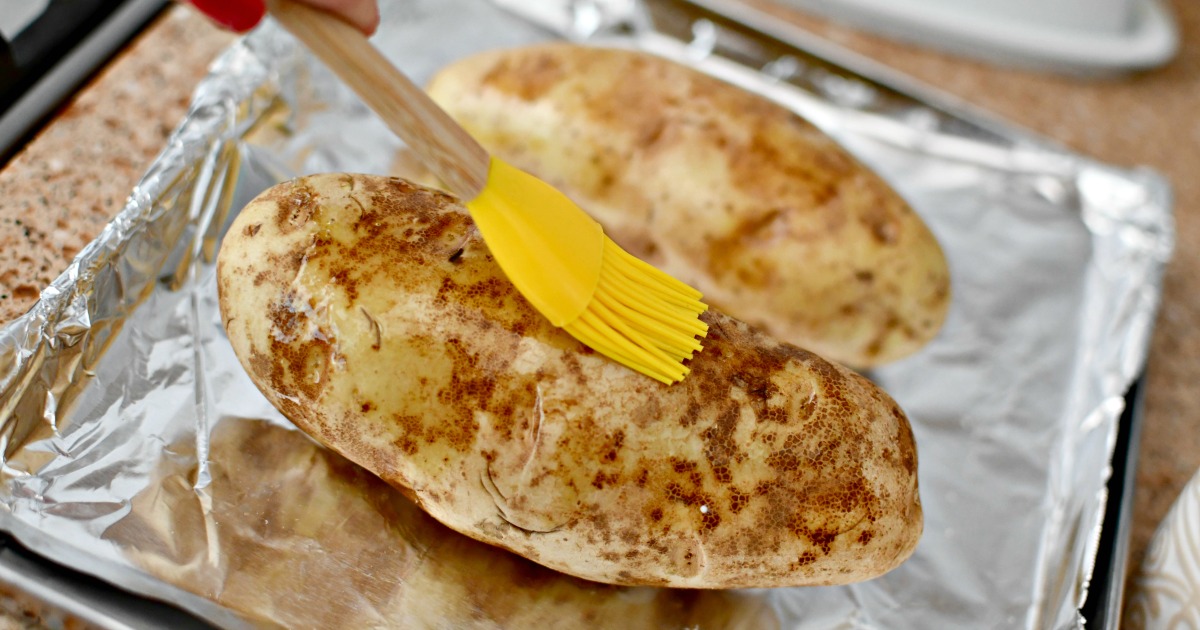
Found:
217,173 -> 922,588
424,43 -> 951,368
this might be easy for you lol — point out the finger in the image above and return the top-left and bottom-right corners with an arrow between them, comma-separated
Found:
301,0 -> 380,35
187,0 -> 268,32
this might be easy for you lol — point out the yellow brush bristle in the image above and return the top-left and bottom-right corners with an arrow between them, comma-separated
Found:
465,157 -> 708,384
564,239 -> 708,384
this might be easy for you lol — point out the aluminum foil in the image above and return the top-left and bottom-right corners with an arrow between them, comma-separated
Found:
0,0 -> 1174,627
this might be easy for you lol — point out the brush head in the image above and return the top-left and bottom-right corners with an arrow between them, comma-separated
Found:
466,158 -> 708,384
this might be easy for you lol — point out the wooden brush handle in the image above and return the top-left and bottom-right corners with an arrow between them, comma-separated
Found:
267,0 -> 490,199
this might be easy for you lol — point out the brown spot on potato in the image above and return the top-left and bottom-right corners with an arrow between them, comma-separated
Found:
601,430 -> 625,463
712,466 -> 732,485
700,408 -> 739,473
266,290 -> 305,342
390,414 -> 425,456
280,338 -> 331,403
667,539 -> 703,579
331,267 -> 358,302
636,118 -> 667,148
480,52 -> 567,102
591,471 -> 618,490
859,193 -> 901,245
729,489 -> 749,514
272,182 -> 319,234
248,349 -> 275,390
806,527 -> 837,554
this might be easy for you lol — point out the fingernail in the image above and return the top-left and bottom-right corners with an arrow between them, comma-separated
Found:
190,0 -> 267,33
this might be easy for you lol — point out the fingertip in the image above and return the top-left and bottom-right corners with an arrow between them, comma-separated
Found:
350,0 -> 381,36
362,8 -> 381,36
189,0 -> 267,33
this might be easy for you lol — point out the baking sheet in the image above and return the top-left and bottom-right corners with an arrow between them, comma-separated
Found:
0,0 -> 1174,627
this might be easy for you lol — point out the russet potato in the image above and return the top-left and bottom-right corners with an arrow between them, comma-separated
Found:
217,173 -> 922,588
425,43 -> 951,368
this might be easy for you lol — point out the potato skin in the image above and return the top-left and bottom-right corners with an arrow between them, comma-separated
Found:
217,173 -> 922,588
425,43 -> 951,368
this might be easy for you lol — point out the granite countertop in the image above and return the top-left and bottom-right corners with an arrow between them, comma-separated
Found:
0,1 -> 1196,627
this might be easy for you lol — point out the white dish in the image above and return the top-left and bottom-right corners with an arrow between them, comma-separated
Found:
1127,466 -> 1200,629
770,0 -> 1179,74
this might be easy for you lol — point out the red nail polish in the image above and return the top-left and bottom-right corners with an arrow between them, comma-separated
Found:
189,0 -> 267,33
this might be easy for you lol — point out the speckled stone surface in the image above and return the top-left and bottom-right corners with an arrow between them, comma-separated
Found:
0,6 -> 235,323
0,0 -> 1196,625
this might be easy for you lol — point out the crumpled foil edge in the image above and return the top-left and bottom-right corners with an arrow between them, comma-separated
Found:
0,28 -> 302,627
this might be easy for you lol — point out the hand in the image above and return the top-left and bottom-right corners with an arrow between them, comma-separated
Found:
187,0 -> 380,35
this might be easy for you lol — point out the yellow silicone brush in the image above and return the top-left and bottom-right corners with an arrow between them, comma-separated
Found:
268,0 -> 707,384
